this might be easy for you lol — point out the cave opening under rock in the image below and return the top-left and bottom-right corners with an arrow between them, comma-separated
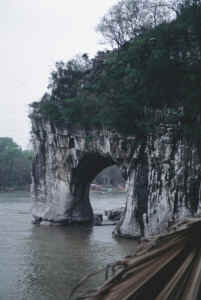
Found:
69,153 -> 126,225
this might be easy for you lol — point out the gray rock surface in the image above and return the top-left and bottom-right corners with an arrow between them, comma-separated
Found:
31,116 -> 201,238
105,208 -> 124,221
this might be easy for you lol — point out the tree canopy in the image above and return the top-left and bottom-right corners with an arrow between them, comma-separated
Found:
96,0 -> 181,48
30,0 -> 201,143
0,137 -> 33,191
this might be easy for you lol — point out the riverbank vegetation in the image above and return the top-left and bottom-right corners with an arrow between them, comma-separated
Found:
30,0 -> 201,143
0,137 -> 33,191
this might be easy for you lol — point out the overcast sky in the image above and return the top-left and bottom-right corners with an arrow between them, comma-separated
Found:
0,0 -> 116,149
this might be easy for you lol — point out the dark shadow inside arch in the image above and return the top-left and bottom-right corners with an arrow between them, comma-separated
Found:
69,153 -> 125,224
72,153 -> 114,184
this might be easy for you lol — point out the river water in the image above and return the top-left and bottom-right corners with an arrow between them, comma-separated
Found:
0,191 -> 137,300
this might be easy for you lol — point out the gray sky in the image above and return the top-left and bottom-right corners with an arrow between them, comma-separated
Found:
0,0 -> 116,149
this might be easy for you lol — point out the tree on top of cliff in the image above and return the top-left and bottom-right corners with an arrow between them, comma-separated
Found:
96,0 -> 184,48
30,0 -> 201,140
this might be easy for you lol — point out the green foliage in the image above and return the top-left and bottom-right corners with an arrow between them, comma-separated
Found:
0,138 -> 33,191
30,0 -> 201,142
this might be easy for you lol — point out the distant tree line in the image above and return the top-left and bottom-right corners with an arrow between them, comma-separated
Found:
30,0 -> 201,147
0,137 -> 33,191
93,166 -> 125,187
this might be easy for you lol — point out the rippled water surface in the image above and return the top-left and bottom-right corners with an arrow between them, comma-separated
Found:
0,191 -> 137,300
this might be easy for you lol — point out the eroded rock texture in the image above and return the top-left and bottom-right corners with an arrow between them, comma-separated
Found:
31,116 -> 201,238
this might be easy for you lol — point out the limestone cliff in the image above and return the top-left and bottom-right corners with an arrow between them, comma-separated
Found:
31,114 -> 201,238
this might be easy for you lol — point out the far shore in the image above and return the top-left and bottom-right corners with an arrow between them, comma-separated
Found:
0,186 -> 30,193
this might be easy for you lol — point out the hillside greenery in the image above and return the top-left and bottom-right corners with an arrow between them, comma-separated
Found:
30,0 -> 201,142
0,138 -> 33,191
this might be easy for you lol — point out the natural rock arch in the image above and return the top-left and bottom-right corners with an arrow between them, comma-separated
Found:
31,120 -> 123,224
31,118 -> 201,238
65,152 -> 115,223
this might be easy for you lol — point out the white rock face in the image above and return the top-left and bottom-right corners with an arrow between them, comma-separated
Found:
31,117 -> 201,238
